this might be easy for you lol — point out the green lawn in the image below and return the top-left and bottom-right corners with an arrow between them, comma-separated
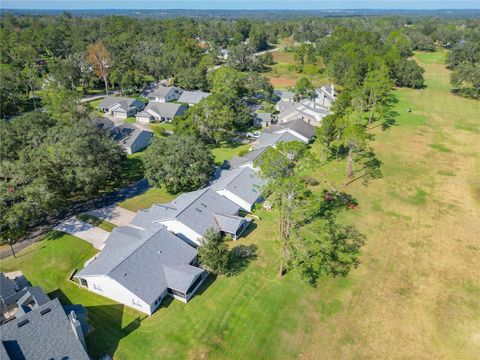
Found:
1,50 -> 479,359
77,214 -> 116,232
212,142 -> 251,165
124,117 -> 136,124
150,123 -> 175,137
118,187 -> 177,212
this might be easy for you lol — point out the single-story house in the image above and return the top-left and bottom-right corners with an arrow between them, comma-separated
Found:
131,188 -> 251,246
0,284 -> 89,359
177,90 -> 211,106
253,131 -> 307,150
263,118 -> 316,143
136,102 -> 188,124
112,123 -> 153,154
146,85 -> 183,103
254,112 -> 274,128
210,167 -> 265,212
98,96 -> 145,119
276,100 -> 330,126
75,226 -> 207,316
228,147 -> 269,170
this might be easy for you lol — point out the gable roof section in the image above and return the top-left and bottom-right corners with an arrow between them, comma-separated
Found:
112,123 -> 152,148
131,188 -> 243,238
77,226 -> 203,303
228,146 -> 269,169
210,167 -> 265,208
178,90 -> 210,104
99,96 -> 142,112
0,298 -> 89,360
265,119 -> 316,141
148,85 -> 182,98
0,273 -> 17,302
142,102 -> 187,119
255,131 -> 305,149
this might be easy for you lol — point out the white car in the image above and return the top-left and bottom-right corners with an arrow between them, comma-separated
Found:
247,131 -> 260,138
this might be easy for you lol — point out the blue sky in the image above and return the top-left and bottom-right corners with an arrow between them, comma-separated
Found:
2,1 -> 479,10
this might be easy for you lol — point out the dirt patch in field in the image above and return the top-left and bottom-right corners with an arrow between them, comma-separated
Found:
268,77 -> 297,88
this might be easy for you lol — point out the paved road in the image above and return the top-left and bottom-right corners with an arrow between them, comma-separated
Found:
54,217 -> 110,250
86,205 -> 136,227
79,90 -> 119,104
0,179 -> 149,260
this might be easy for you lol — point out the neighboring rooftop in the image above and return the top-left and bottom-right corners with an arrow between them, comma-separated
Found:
255,130 -> 306,149
98,96 -> 141,111
131,188 -> 243,238
147,85 -> 182,98
112,123 -> 152,148
178,90 -> 210,104
139,102 -> 187,119
210,167 -> 265,209
228,146 -> 269,169
264,118 -> 316,141
0,298 -> 89,360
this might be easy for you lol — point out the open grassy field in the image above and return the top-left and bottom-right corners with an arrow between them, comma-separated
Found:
1,51 -> 478,359
264,51 -> 329,89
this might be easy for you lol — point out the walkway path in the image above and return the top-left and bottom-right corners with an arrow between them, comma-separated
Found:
0,179 -> 149,260
86,205 -> 136,227
54,217 -> 110,250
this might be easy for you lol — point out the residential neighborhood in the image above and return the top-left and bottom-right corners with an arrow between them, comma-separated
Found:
1,5 -> 477,360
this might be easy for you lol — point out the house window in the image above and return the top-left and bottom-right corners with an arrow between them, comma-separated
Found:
79,278 -> 88,287
93,283 -> 103,292
132,298 -> 141,307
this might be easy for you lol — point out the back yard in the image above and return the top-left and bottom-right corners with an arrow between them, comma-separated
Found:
1,51 -> 479,359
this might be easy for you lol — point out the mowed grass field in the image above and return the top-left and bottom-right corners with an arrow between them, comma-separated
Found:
1,51 -> 479,359
264,51 -> 329,89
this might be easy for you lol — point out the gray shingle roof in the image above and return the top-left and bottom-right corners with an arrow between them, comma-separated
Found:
264,119 -> 316,141
140,102 -> 187,119
210,167 -> 265,209
0,298 -> 89,360
228,147 -> 269,169
177,90 -> 210,104
131,188 -> 243,238
77,226 -> 204,303
99,96 -> 143,112
255,131 -> 305,149
112,123 -> 153,148
148,85 -> 182,98
0,273 -> 17,302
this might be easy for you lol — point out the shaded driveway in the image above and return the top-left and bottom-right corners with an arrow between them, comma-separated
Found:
86,205 -> 136,227
54,217 -> 110,250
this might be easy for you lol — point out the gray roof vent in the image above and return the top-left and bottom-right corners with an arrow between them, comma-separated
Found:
40,308 -> 51,316
17,319 -> 29,327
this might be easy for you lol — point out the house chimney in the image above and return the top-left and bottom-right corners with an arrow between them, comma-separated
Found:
69,311 -> 86,350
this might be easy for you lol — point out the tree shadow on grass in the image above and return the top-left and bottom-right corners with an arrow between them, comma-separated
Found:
85,304 -> 145,359
49,288 -> 145,358
226,244 -> 258,277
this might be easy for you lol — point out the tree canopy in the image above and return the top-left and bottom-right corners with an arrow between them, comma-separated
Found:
143,134 -> 215,193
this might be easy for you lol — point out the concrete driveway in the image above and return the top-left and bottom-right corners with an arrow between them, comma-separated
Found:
86,205 -> 136,227
54,217 -> 110,250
